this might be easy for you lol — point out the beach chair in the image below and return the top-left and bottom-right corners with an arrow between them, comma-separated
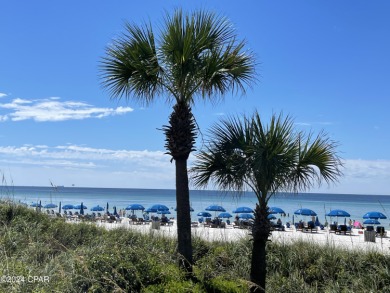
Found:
337,225 -> 350,235
191,221 -> 199,227
329,224 -> 338,233
204,218 -> 212,228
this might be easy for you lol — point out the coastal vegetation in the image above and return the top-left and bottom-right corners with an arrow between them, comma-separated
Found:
100,9 -> 255,274
191,112 -> 342,291
1,202 -> 389,292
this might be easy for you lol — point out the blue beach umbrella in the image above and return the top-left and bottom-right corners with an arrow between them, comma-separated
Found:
197,211 -> 212,217
90,205 -> 104,212
363,219 -> 381,225
79,203 -> 85,215
294,208 -> 317,216
113,206 -> 119,217
218,212 -> 233,218
62,204 -> 74,210
363,211 -> 387,219
269,207 -> 285,214
146,204 -> 169,213
205,205 -> 226,212
74,204 -> 88,210
233,206 -> 253,213
239,213 -> 254,220
327,209 -> 350,217
30,202 -> 42,208
43,203 -> 57,209
157,210 -> 171,215
125,204 -> 145,211
268,214 -> 276,220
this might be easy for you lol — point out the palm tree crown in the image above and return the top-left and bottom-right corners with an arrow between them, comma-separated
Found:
100,9 -> 255,105
192,112 -> 342,201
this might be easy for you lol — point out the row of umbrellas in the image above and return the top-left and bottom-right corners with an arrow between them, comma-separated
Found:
294,208 -> 388,225
30,200 -> 387,224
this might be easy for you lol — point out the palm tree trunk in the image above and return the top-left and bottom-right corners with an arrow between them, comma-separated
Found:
250,201 -> 270,292
175,157 -> 193,273
162,101 -> 196,275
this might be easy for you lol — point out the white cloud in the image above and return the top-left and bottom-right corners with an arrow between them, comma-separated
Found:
0,143 -> 389,193
0,93 -> 7,98
0,97 -> 133,122
0,144 -> 176,188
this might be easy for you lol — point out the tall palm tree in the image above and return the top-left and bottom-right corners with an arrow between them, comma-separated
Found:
100,9 -> 255,272
191,112 -> 342,291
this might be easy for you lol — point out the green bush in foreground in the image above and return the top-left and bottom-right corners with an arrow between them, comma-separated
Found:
0,202 -> 390,292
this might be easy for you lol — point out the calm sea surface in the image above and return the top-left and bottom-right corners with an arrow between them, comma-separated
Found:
1,186 -> 390,227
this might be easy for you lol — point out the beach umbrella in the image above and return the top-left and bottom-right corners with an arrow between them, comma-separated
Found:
74,204 -> 88,210
327,209 -> 350,225
269,207 -> 285,214
90,205 -> 104,212
113,206 -> 119,217
205,205 -> 226,212
362,211 -> 387,219
233,206 -> 253,213
218,212 -> 233,218
43,203 -> 57,209
146,204 -> 169,213
62,204 -> 74,210
157,210 -> 171,215
268,214 -> 276,220
363,219 -> 381,225
197,211 -> 212,217
294,208 -> 317,216
78,203 -> 85,215
327,209 -> 350,217
125,204 -> 145,211
239,213 -> 254,220
30,202 -> 42,208
314,216 -> 321,226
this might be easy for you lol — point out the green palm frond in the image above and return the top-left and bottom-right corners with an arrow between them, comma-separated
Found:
100,22 -> 162,104
100,9 -> 255,106
289,132 -> 343,192
191,112 -> 343,201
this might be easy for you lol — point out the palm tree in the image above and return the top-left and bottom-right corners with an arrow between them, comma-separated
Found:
191,112 -> 342,291
100,9 -> 255,273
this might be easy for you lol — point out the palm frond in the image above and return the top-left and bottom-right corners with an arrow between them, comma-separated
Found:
100,21 -> 162,104
191,111 -> 343,201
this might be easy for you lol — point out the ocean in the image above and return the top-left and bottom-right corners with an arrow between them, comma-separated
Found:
1,186 -> 390,227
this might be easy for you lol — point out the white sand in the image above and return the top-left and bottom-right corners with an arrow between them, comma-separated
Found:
83,218 -> 390,254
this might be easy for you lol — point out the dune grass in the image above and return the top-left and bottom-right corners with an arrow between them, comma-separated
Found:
0,201 -> 389,292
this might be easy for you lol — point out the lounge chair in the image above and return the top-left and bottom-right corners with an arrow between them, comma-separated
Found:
337,225 -> 351,235
329,224 -> 338,233
232,220 -> 240,228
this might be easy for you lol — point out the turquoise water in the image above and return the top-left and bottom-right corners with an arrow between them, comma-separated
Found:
1,186 -> 390,227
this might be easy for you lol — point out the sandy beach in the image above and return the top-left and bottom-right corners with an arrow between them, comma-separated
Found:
85,218 -> 390,255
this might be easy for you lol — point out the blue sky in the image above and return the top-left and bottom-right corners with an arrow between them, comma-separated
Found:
1,1 -> 389,194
